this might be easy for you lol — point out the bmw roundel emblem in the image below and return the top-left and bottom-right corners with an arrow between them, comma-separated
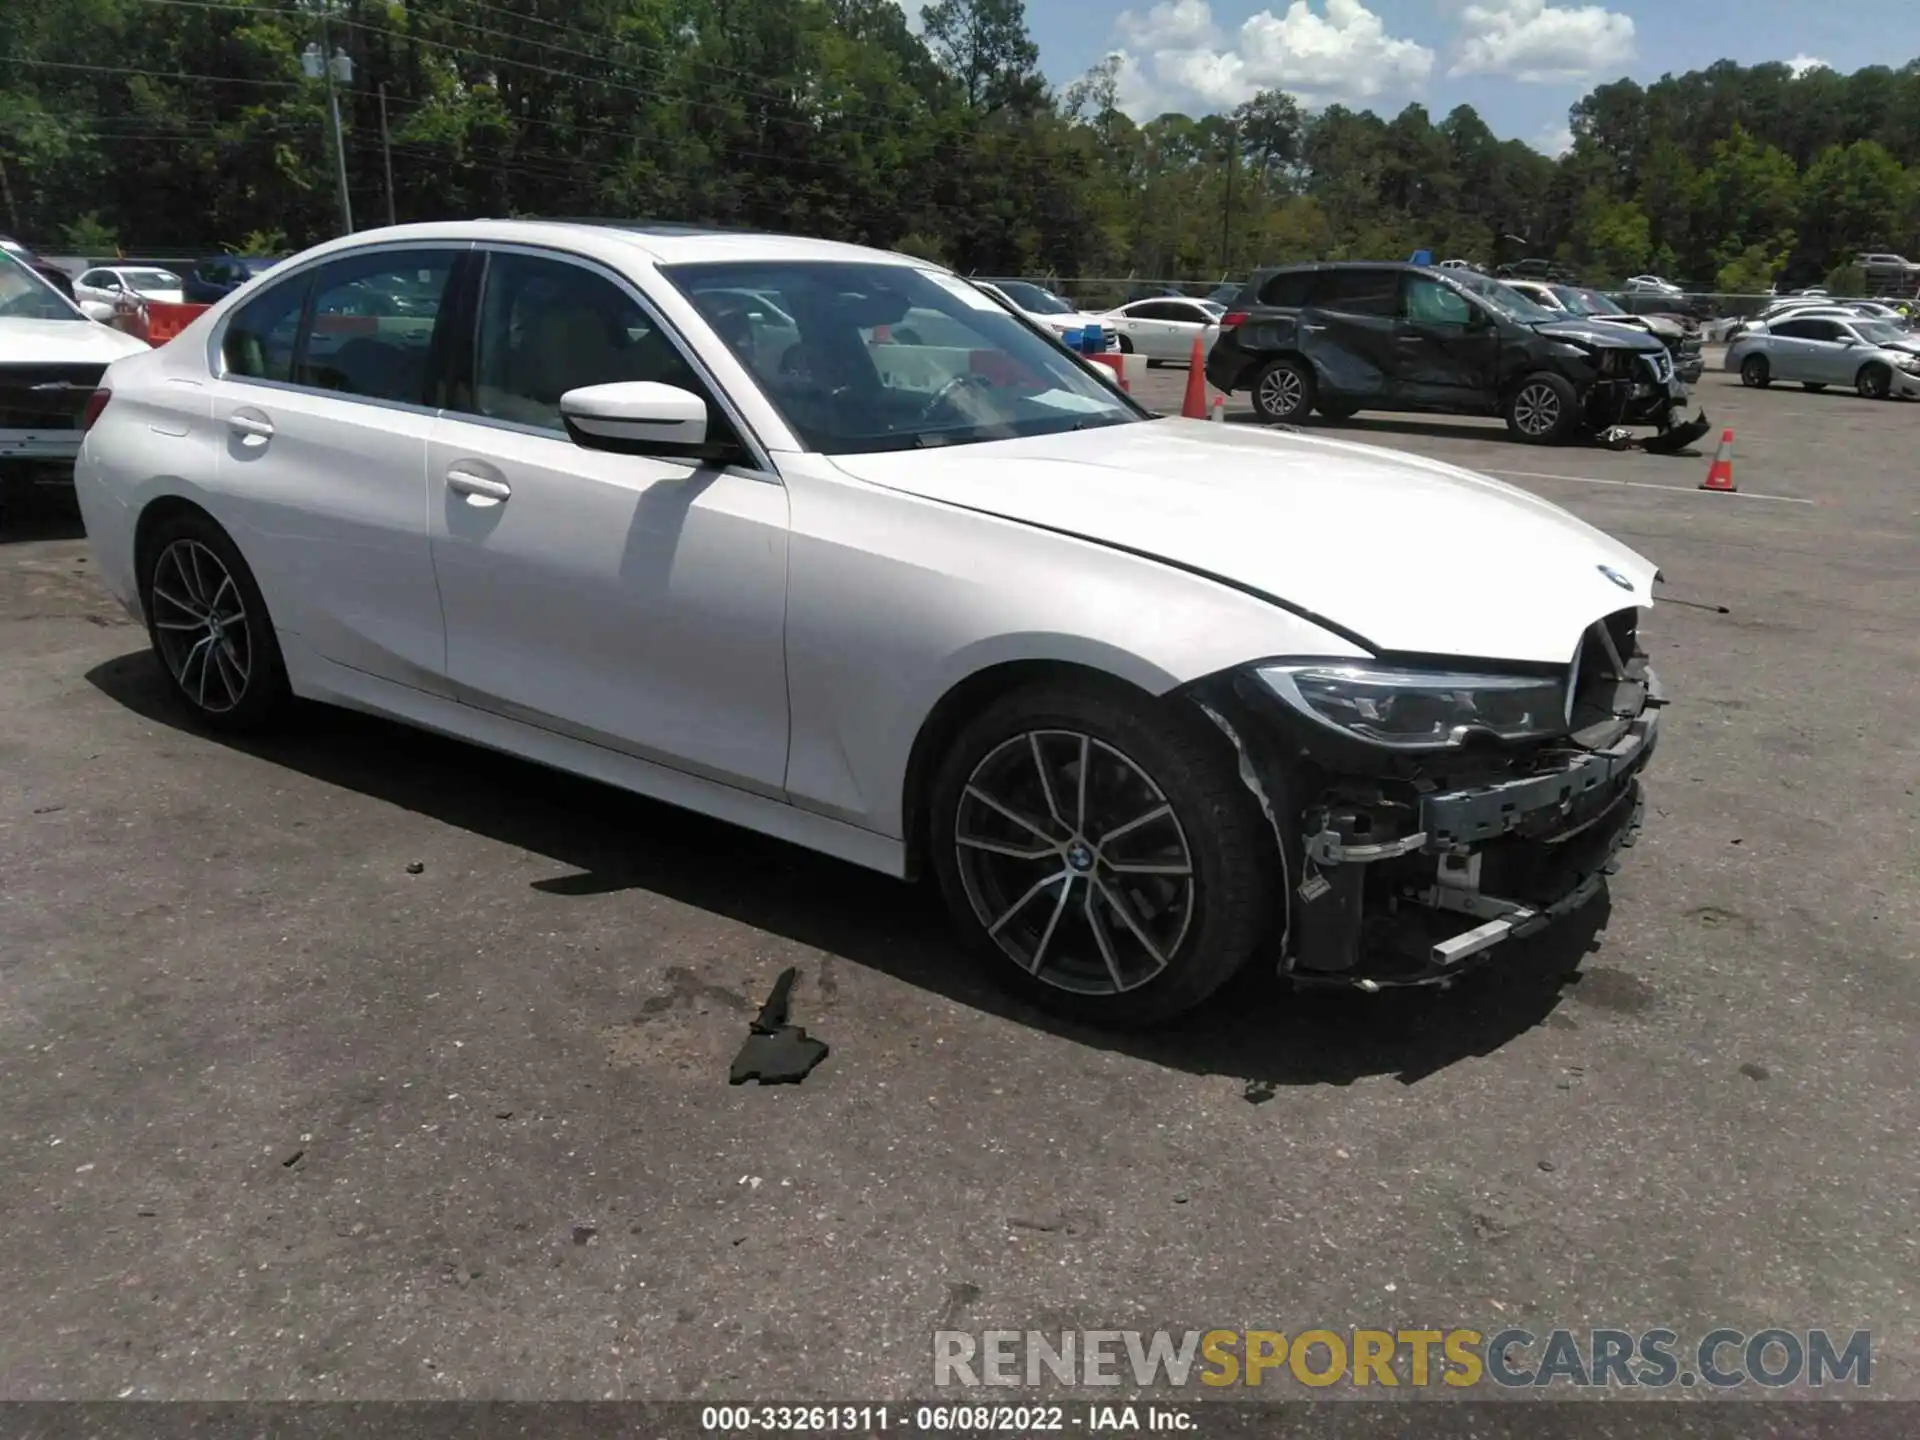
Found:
1597,565 -> 1634,592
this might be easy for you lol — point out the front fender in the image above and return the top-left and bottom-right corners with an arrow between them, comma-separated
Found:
776,456 -> 1368,836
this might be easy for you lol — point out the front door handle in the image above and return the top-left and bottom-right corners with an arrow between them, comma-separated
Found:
447,466 -> 512,503
1301,323 -> 1327,332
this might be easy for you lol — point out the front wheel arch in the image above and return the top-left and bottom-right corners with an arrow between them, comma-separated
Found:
901,660 -> 1158,882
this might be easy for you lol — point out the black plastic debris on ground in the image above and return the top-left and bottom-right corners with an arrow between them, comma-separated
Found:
729,966 -> 830,1085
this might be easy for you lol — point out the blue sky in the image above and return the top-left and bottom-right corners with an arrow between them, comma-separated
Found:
1000,0 -> 1920,154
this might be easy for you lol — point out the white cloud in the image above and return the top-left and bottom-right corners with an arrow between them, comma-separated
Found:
1450,0 -> 1634,83
1532,122 -> 1574,157
1787,53 -> 1829,78
1108,0 -> 1434,119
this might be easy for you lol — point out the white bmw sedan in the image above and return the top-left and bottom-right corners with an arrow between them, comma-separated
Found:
75,220 -> 1664,1027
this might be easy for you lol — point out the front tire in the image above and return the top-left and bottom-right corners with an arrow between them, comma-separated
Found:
1250,357 -> 1314,424
141,511 -> 291,733
1857,363 -> 1892,400
1505,371 -> 1579,444
928,679 -> 1275,1029
1317,400 -> 1360,422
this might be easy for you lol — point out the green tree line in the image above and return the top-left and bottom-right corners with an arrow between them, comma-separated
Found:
3,0 -> 1919,292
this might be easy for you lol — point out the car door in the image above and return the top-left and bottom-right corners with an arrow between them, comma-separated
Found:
1157,301 -> 1217,362
1299,268 -> 1400,399
425,245 -> 791,797
75,269 -> 119,307
1802,319 -> 1858,383
1392,271 -> 1499,408
210,245 -> 464,694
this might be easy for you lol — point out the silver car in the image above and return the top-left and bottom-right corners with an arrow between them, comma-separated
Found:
1727,314 -> 1920,400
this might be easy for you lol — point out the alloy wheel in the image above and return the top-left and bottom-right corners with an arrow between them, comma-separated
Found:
953,730 -> 1196,996
1258,366 -> 1304,417
1512,381 -> 1561,436
150,538 -> 253,714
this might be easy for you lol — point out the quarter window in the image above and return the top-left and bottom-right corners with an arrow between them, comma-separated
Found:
1257,270 -> 1314,308
465,250 -> 708,432
223,270 -> 311,383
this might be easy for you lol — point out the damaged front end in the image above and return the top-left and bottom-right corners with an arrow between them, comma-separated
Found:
1192,607 -> 1663,991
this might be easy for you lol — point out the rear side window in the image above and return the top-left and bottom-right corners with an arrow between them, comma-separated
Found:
294,249 -> 459,403
1257,271 -> 1314,308
1310,268 -> 1399,316
223,272 -> 311,382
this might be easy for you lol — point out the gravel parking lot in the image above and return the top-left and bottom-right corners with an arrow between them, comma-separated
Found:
2,356 -> 1917,1405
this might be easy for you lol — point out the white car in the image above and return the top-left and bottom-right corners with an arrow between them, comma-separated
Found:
973,279 -> 1120,351
74,220 -> 1665,1026
73,265 -> 186,309
1727,313 -> 1920,399
1096,297 -> 1223,364
1625,274 -> 1683,295
0,247 -> 150,469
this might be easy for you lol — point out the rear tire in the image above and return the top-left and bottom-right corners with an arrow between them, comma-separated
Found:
1740,354 -> 1771,387
1250,357 -> 1314,424
1504,371 -> 1579,444
1316,401 -> 1360,422
1856,363 -> 1891,400
927,678 -> 1275,1029
140,510 -> 291,734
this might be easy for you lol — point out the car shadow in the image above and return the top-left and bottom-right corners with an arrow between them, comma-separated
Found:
85,649 -> 1607,1089
1227,411 -> 1715,458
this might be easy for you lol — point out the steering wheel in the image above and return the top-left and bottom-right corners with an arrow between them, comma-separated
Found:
916,370 -> 995,424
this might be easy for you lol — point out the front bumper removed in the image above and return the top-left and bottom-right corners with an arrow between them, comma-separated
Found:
1223,663 -> 1664,992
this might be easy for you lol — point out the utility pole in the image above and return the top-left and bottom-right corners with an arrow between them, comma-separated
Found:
1219,121 -> 1237,277
300,0 -> 353,234
378,82 -> 396,226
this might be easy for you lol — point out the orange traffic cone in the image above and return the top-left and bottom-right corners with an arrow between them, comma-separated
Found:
1700,429 -> 1736,492
1180,336 -> 1209,419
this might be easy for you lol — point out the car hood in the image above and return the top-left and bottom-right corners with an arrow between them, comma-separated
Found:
0,317 -> 151,364
829,420 -> 1658,665
1533,318 -> 1667,352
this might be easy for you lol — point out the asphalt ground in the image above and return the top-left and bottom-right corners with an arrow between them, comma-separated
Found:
1,353 -> 1917,1411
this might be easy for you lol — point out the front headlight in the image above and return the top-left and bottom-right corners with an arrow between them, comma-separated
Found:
1257,663 -> 1569,751
1894,353 -> 1920,372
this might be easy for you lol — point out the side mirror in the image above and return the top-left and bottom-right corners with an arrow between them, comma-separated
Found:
559,381 -> 709,455
80,300 -> 117,323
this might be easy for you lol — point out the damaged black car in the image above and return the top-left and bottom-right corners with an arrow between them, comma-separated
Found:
1208,261 -> 1711,448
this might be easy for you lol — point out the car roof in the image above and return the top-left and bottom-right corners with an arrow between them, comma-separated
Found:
267,219 -> 932,272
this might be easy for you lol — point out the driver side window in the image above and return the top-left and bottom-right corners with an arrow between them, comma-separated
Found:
1402,276 -> 1474,326
465,251 -> 712,434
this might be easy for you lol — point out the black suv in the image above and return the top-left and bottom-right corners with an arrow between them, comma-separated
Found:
1207,262 -> 1691,444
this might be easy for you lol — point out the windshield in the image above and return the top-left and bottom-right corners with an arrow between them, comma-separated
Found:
0,248 -> 83,321
1453,269 -> 1559,323
1554,285 -> 1625,316
122,268 -> 182,289
663,260 -> 1143,456
1852,321 -> 1910,346
992,280 -> 1074,315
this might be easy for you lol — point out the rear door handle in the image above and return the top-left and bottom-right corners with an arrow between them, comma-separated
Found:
447,465 -> 512,503
228,409 -> 274,443
1301,323 -> 1327,332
